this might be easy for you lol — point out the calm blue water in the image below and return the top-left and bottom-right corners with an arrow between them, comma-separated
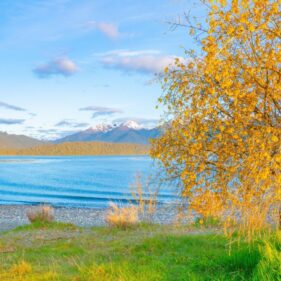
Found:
0,156 -> 177,208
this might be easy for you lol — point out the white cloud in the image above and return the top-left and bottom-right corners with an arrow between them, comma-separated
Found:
55,120 -> 89,128
79,106 -> 123,119
84,21 -> 121,39
99,50 -> 182,74
33,57 -> 78,78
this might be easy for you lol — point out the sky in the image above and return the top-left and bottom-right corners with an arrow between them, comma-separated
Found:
0,0 -> 204,140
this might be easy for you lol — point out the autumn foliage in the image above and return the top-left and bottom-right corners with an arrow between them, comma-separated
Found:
151,0 -> 281,234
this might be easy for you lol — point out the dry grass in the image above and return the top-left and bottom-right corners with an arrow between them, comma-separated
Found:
10,260 -> 32,277
105,202 -> 139,229
105,174 -> 159,229
0,260 -> 57,281
221,202 -> 281,244
26,205 -> 55,224
130,173 -> 158,217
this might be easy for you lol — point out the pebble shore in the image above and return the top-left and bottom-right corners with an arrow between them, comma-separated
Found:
0,204 -> 187,232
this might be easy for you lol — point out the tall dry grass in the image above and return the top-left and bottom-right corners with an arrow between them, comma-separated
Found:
221,201 -> 281,244
105,202 -> 139,229
105,173 -> 159,228
130,173 -> 158,217
0,260 -> 58,281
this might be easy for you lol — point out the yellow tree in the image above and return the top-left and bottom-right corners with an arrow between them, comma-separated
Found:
151,0 -> 281,233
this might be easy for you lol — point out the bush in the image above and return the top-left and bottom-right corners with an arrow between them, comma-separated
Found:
105,203 -> 139,229
26,205 -> 55,224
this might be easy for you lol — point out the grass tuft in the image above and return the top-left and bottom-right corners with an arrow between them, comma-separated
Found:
105,202 -> 139,229
26,205 -> 55,224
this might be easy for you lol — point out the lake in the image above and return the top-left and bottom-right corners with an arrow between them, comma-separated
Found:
0,156 -> 177,208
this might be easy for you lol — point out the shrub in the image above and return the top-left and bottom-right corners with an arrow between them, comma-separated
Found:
26,205 -> 55,224
105,202 -> 139,229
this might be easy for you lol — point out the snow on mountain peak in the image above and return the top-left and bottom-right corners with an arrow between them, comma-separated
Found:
122,120 -> 142,130
88,123 -> 112,132
87,121 -> 143,132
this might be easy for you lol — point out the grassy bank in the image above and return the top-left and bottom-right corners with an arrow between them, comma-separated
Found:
0,222 -> 280,280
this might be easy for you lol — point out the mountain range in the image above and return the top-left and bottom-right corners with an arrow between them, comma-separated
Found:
0,121 -> 160,150
54,121 -> 160,145
0,131 -> 44,149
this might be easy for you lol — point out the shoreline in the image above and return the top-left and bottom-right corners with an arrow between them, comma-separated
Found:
0,204 -> 185,232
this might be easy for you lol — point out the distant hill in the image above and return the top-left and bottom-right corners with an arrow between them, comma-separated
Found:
0,141 -> 149,156
55,121 -> 160,145
0,120 -> 160,155
0,132 -> 44,149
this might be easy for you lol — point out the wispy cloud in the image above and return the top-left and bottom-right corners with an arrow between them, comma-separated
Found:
79,106 -> 123,119
84,21 -> 121,39
100,50 -> 180,74
35,128 -> 80,141
0,101 -> 27,112
0,118 -> 25,125
33,57 -> 78,78
55,120 -> 89,128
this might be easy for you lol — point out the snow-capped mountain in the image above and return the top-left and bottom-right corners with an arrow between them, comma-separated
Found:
87,123 -> 113,133
121,120 -> 143,130
54,121 -> 160,145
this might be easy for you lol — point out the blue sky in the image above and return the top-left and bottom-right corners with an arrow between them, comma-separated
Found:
0,0 -> 204,140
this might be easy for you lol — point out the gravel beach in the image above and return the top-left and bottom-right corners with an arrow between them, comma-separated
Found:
0,204 -> 186,232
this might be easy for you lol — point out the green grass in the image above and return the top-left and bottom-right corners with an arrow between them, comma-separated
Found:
193,216 -> 222,228
0,222 -> 279,281
9,221 -> 79,232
